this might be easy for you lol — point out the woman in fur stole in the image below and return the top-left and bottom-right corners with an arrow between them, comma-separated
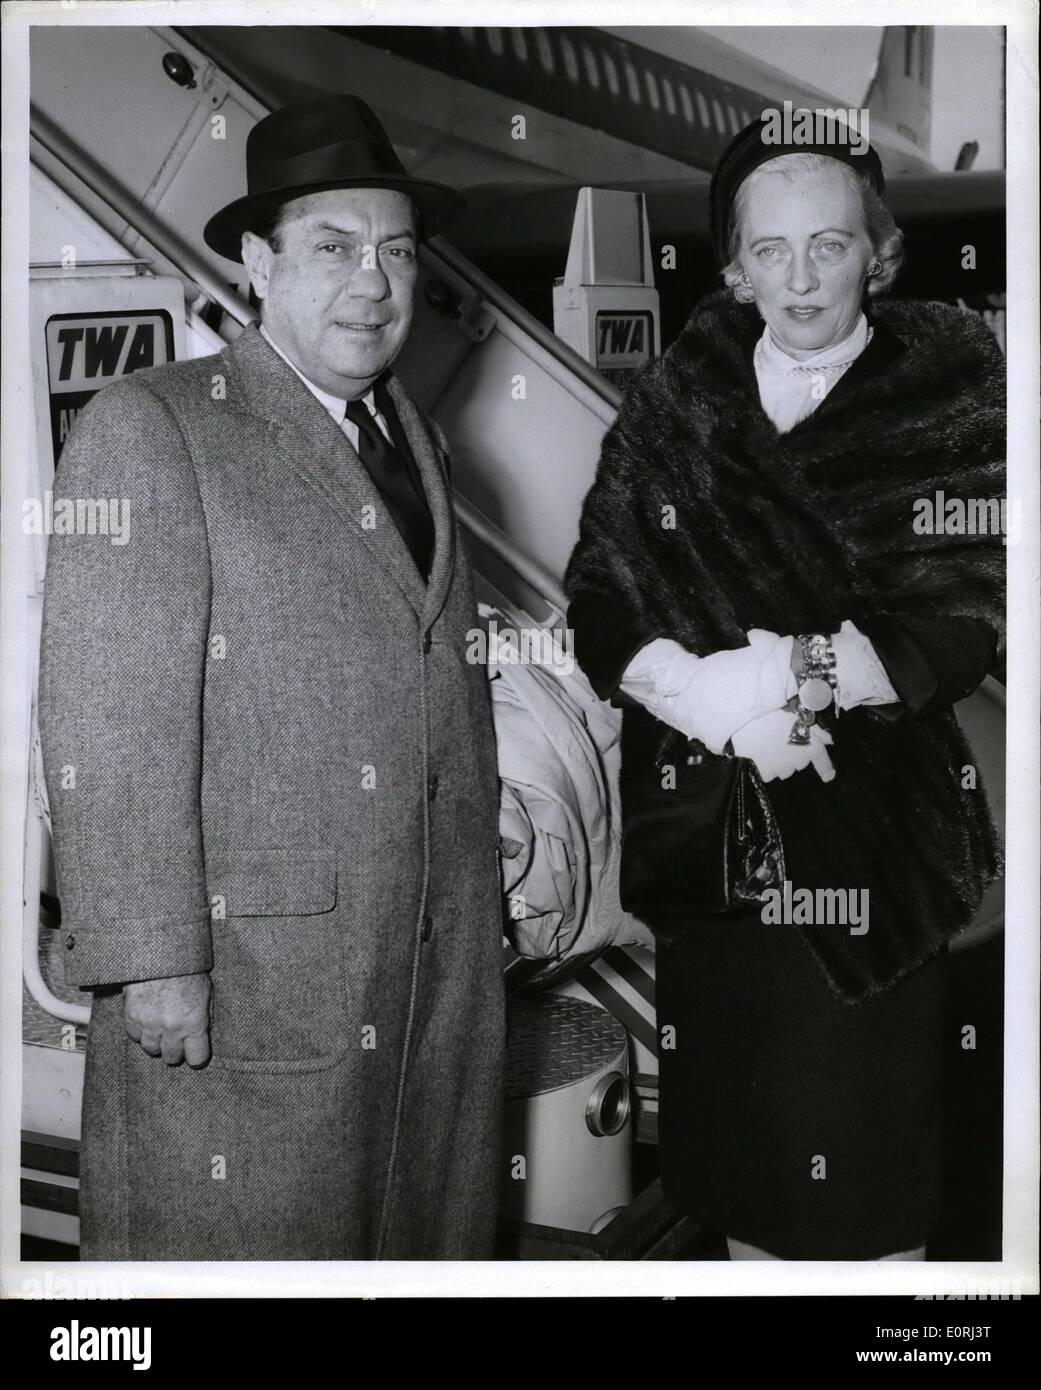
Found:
565,117 -> 1005,1260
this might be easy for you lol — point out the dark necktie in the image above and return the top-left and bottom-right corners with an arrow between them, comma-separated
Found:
342,391 -> 434,580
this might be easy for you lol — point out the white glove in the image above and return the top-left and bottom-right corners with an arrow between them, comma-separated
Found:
620,630 -> 797,754
730,708 -> 836,783
830,619 -> 900,709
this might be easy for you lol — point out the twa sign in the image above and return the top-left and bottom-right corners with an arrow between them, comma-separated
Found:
45,310 -> 174,459
594,310 -> 653,373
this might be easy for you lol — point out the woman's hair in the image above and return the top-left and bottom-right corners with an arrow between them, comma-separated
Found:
720,152 -> 905,302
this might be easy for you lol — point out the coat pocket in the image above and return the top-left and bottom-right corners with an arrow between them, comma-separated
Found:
210,853 -> 338,918
206,851 -> 350,1073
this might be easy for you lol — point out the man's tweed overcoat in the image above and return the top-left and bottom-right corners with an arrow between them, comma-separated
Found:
38,323 -> 506,1260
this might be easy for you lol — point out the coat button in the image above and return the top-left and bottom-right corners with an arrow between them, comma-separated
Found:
427,774 -> 439,801
64,934 -> 75,950
422,631 -> 432,654
421,914 -> 434,942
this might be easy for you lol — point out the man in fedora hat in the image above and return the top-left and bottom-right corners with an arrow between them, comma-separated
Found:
38,95 -> 506,1259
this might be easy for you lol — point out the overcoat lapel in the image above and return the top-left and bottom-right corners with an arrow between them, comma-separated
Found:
226,325 -> 453,622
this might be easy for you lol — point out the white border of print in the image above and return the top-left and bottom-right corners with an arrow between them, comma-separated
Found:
2,0 -> 1038,1301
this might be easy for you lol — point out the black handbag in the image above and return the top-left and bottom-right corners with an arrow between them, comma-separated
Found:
619,731 -> 786,920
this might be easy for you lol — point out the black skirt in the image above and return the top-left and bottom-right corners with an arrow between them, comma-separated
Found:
655,909 -> 946,1259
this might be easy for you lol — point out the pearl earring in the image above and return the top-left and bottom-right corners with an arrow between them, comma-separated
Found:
867,260 -> 882,276
740,273 -> 751,286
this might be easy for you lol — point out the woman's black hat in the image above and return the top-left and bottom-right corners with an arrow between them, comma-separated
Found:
203,95 -> 465,262
709,112 -> 886,264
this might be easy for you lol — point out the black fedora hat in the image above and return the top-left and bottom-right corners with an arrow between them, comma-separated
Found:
203,94 -> 465,262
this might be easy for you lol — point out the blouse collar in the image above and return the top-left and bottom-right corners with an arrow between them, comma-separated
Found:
755,312 -> 872,377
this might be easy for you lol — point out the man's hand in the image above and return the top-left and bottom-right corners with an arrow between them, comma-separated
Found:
123,973 -> 211,1067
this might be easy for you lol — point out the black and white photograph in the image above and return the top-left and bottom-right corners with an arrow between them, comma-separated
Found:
1,0 -> 1037,1348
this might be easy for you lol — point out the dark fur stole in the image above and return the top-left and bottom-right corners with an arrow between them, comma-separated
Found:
566,291 -> 1005,1001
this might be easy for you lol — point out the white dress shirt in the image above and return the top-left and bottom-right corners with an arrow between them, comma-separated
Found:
259,323 -> 393,449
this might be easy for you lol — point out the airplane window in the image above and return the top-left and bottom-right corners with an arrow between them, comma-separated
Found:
661,76 -> 676,117
510,30 -> 529,64
534,30 -> 553,75
582,45 -> 599,90
696,91 -> 710,127
712,98 -> 726,133
485,27 -> 505,59
603,53 -> 619,98
624,61 -> 641,106
645,72 -> 661,112
560,36 -> 579,84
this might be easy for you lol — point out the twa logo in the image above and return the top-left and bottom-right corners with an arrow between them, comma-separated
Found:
43,310 -> 176,463
45,311 -> 174,393
595,311 -> 653,370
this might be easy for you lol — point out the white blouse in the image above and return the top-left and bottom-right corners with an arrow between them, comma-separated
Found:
753,312 -> 873,434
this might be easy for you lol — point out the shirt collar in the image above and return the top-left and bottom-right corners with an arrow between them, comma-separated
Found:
259,323 -> 376,421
